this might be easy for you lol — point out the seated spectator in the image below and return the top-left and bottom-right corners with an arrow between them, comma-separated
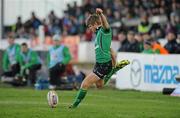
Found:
117,31 -> 127,50
1,34 -> 21,80
142,40 -> 157,54
164,31 -> 180,54
19,43 -> 42,85
135,33 -> 144,52
138,15 -> 152,34
47,34 -> 72,89
154,28 -> 165,40
150,38 -> 169,54
118,31 -> 140,52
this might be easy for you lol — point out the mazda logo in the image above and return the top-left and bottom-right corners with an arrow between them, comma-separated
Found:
130,59 -> 142,87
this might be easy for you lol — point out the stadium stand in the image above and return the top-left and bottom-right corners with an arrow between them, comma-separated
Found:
3,0 -> 180,43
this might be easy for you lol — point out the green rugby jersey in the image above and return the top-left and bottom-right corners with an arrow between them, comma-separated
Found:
3,43 -> 21,71
95,27 -> 112,63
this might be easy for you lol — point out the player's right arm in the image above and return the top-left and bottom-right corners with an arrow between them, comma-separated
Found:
96,8 -> 110,30
110,48 -> 116,67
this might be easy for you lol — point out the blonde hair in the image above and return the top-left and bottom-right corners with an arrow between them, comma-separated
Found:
86,14 -> 101,27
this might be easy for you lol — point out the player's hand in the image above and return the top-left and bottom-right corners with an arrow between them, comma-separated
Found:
96,8 -> 103,14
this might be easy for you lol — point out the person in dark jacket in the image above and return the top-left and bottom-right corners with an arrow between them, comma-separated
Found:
164,31 -> 180,54
118,31 -> 140,52
117,31 -> 128,51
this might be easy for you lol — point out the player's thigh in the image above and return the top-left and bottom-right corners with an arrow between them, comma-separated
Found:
81,72 -> 100,89
95,79 -> 104,89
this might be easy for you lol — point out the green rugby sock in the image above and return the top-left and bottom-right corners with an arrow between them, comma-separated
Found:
71,88 -> 87,108
104,68 -> 116,85
104,60 -> 130,85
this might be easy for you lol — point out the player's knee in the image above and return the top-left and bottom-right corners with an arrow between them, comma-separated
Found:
81,82 -> 89,89
96,84 -> 103,89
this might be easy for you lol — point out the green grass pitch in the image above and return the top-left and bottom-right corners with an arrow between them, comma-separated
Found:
0,87 -> 180,118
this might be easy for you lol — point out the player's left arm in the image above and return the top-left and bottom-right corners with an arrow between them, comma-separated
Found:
96,8 -> 110,30
23,51 -> 38,69
110,48 -> 116,67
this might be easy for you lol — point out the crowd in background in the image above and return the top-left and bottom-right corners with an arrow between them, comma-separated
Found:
4,0 -> 180,54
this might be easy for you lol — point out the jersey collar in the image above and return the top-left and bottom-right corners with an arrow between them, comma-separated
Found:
95,26 -> 101,34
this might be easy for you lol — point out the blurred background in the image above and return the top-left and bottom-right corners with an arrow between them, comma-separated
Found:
0,0 -> 180,91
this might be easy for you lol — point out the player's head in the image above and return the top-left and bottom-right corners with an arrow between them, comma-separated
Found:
166,31 -> 176,41
21,42 -> 28,53
52,34 -> 61,46
7,34 -> 15,45
127,31 -> 135,42
86,14 -> 101,32
143,40 -> 152,50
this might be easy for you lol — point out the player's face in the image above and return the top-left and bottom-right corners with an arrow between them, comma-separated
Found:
143,43 -> 151,50
21,45 -> 28,53
8,38 -> 14,45
88,23 -> 98,32
53,40 -> 60,46
87,24 -> 96,33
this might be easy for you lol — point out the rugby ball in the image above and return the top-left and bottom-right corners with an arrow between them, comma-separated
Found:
47,90 -> 59,108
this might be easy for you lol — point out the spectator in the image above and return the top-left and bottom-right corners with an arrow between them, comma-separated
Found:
19,43 -> 42,85
153,28 -> 165,40
177,33 -> 180,44
1,34 -> 21,79
23,12 -> 41,38
83,29 -> 93,41
117,31 -> 127,51
47,34 -> 72,89
42,19 -> 50,36
164,31 -> 180,54
150,38 -> 169,54
118,31 -> 140,52
14,16 -> 23,33
48,10 -> 61,35
138,15 -> 152,34
30,12 -> 42,30
82,0 -> 94,13
13,16 -> 28,38
142,40 -> 157,54
135,33 -> 144,52
3,0 -> 180,53
174,15 -> 180,33
48,10 -> 58,25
